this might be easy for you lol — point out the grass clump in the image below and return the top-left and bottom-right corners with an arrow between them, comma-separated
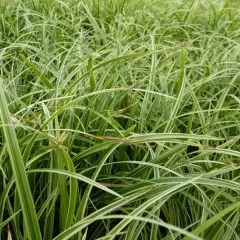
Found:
0,0 -> 240,239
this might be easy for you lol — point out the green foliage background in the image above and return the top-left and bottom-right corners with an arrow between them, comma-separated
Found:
0,0 -> 240,239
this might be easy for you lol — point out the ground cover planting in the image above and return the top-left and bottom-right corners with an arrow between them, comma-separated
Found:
0,0 -> 240,239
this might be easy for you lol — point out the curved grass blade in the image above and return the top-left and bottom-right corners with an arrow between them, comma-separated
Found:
0,80 -> 42,240
53,187 -> 151,240
28,168 -> 122,198
183,201 -> 240,240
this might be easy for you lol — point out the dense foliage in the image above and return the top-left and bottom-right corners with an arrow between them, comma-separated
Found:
0,0 -> 240,239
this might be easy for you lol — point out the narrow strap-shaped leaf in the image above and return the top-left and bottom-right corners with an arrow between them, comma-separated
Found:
19,53 -> 53,89
183,201 -> 240,240
0,80 -> 42,240
28,168 -> 122,198
88,56 -> 96,91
